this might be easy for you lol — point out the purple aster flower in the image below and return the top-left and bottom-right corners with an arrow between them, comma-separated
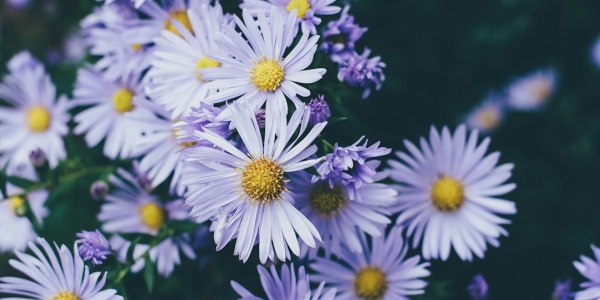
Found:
552,279 -> 572,300
76,230 -> 112,265
321,5 -> 367,63
467,275 -> 489,300
7,0 -> 30,10
337,48 -> 386,99
308,95 -> 331,125
255,108 -> 267,129
313,137 -> 391,201
174,103 -> 232,147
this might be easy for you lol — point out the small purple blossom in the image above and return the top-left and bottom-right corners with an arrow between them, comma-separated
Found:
90,181 -> 109,200
76,230 -> 112,265
552,278 -> 572,300
255,108 -> 266,129
467,275 -> 489,300
313,137 -> 391,201
29,148 -> 46,167
337,48 -> 386,99
308,95 -> 331,125
174,103 -> 232,147
321,5 -> 367,63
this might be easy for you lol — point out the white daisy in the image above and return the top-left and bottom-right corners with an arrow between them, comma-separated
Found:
389,125 -> 517,261
98,168 -> 190,236
146,2 -> 230,118
201,7 -> 326,111
289,170 -> 397,257
0,238 -> 122,300
506,68 -> 557,111
0,184 -> 47,253
574,245 -> 600,300
241,0 -> 341,34
182,100 -> 327,263
0,51 -> 69,170
311,226 -> 430,300
72,68 -> 155,159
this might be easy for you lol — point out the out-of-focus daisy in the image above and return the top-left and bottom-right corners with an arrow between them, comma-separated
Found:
313,137 -> 390,201
232,263 -> 337,300
241,0 -> 341,34
505,69 -> 557,111
465,95 -> 506,133
321,5 -> 367,63
0,184 -> 48,252
103,0 -> 147,8
201,7 -> 326,110
289,170 -> 396,256
467,274 -> 489,300
146,2 -> 229,118
182,101 -> 327,263
6,0 -> 30,10
552,278 -> 572,300
389,125 -> 517,261
98,168 -> 190,236
573,245 -> 600,300
0,238 -> 123,300
111,234 -> 196,277
337,48 -> 385,99
311,226 -> 430,300
72,68 -> 154,159
591,36 -> 600,69
0,52 -> 69,169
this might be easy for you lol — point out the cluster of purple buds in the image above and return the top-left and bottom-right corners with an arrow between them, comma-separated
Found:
308,95 -> 331,125
321,6 -> 367,63
313,137 -> 390,201
76,230 -> 112,265
173,103 -> 232,147
337,48 -> 386,99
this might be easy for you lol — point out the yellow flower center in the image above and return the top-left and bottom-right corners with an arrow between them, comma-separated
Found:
354,267 -> 388,300
53,291 -> 79,300
309,183 -> 346,217
196,56 -> 221,80
171,127 -> 196,148
27,106 -> 51,132
165,10 -> 193,36
131,44 -> 142,52
241,158 -> 286,203
9,196 -> 27,217
251,59 -> 285,92
287,0 -> 311,19
431,176 -> 465,212
476,108 -> 500,130
531,78 -> 552,102
112,88 -> 135,113
139,203 -> 166,231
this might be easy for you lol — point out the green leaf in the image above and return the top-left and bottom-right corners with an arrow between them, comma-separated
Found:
6,176 -> 38,189
143,255 -> 156,293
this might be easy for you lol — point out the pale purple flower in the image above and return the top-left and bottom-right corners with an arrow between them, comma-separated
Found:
7,0 -> 30,10
76,230 -> 112,265
321,5 -> 367,63
505,68 -> 557,111
592,36 -> 600,69
553,279 -> 572,300
337,48 -> 386,99
465,94 -> 506,133
313,137 -> 391,201
309,95 -> 331,125
468,274 -> 489,300
174,103 -> 231,147
574,245 -> 600,299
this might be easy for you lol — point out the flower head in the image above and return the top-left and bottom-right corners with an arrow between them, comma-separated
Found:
337,48 -> 385,99
465,95 -> 506,133
314,137 -> 391,201
467,274 -> 489,300
574,245 -> 600,299
506,68 -> 557,111
309,95 -> 331,125
321,5 -> 367,63
552,278 -> 572,300
0,184 -> 48,252
76,230 -> 112,265
174,103 -> 232,147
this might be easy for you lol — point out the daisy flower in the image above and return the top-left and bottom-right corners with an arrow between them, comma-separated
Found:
389,125 -> 517,261
146,2 -> 230,118
573,245 -> 600,300
231,263 -> 337,300
241,0 -> 341,34
591,36 -> 600,69
201,7 -> 326,110
0,238 -> 122,300
0,185 -> 48,252
98,168 -> 190,236
110,234 -> 196,277
289,170 -> 396,256
0,51 -> 69,170
505,68 -> 557,111
311,226 -> 430,300
72,68 -> 155,159
182,100 -> 327,263
465,95 -> 506,133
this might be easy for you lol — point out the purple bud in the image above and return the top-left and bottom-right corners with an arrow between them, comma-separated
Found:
90,181 -> 109,200
29,148 -> 46,167
255,108 -> 266,129
467,274 -> 488,300
552,279 -> 571,300
76,230 -> 111,265
308,95 -> 331,125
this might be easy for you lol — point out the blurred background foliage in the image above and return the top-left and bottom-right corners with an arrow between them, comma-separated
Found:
3,0 -> 600,299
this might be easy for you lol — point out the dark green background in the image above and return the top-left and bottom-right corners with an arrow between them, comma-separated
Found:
3,0 -> 600,299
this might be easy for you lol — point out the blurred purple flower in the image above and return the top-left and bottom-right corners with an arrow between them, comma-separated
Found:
552,278 -> 572,300
337,48 -> 386,99
174,103 -> 231,147
313,137 -> 390,201
7,0 -> 30,10
321,5 -> 367,63
76,230 -> 112,265
308,95 -> 331,125
467,274 -> 489,300
29,148 -> 46,167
